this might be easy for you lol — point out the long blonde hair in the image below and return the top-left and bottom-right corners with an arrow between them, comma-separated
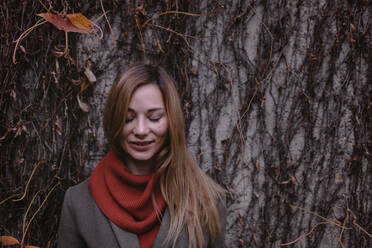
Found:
103,63 -> 224,247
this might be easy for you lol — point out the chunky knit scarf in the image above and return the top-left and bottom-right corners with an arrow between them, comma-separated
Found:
89,150 -> 166,248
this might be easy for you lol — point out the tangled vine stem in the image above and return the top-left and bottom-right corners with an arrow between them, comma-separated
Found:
20,181 -> 60,247
13,161 -> 44,202
99,0 -> 115,45
352,219 -> 372,239
281,204 -> 371,246
13,0 -> 103,63
288,204 -> 347,228
12,19 -> 47,64
281,221 -> 335,247
339,209 -> 349,248
141,6 -> 224,28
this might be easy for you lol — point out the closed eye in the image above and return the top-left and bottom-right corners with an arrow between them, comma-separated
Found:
149,116 -> 161,122
125,116 -> 135,123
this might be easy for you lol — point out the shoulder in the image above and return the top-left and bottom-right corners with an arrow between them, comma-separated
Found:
217,193 -> 227,218
64,178 -> 90,199
62,178 -> 97,217
60,178 -> 110,235
58,179 -> 122,247
212,193 -> 227,248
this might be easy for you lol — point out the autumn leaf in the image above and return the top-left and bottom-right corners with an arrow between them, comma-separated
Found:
350,23 -> 356,31
0,129 -> 10,141
345,156 -> 361,162
67,13 -> 92,31
36,13 -> 94,34
84,67 -> 97,83
335,173 -> 343,183
77,95 -> 90,112
13,12 -> 102,63
311,53 -> 318,61
55,118 -> 62,136
0,235 -> 20,245
290,175 -> 297,185
24,246 -> 40,248
348,33 -> 356,43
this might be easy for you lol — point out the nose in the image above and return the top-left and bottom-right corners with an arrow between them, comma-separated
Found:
133,117 -> 149,136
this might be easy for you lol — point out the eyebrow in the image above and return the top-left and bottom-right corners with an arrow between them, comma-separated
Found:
127,107 -> 165,113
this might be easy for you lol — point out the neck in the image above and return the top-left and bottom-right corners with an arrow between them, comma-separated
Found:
124,157 -> 155,175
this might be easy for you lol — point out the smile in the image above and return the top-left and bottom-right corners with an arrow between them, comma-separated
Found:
130,141 -> 154,146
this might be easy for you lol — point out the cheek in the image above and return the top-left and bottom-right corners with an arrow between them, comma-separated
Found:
122,124 -> 132,138
154,121 -> 168,137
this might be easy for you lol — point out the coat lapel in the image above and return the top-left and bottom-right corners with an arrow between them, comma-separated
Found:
152,209 -> 188,248
110,221 -> 141,248
151,210 -> 169,248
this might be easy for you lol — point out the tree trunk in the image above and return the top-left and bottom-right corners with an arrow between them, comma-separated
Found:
1,0 -> 371,247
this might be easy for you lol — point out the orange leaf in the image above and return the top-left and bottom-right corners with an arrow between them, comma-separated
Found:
37,13 -> 93,34
67,13 -> 93,32
348,33 -> 356,43
24,246 -> 40,248
0,235 -> 20,245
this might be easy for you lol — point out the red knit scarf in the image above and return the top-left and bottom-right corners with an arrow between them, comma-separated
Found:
89,150 -> 166,248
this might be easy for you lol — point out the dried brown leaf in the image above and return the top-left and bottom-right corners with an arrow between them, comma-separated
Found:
348,33 -> 356,43
290,175 -> 297,185
84,68 -> 97,83
345,156 -> 361,162
350,23 -> 356,31
279,179 -> 291,184
14,121 -> 27,137
79,80 -> 89,94
37,13 -> 93,34
0,236 -> 20,245
19,45 -> 27,53
55,118 -> 62,136
67,13 -> 93,32
0,129 -> 10,141
77,95 -> 90,112
10,89 -> 16,99
335,173 -> 343,183
136,2 -> 147,15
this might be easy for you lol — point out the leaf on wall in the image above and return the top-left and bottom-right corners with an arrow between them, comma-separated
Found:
0,236 -> 20,245
67,13 -> 92,31
77,95 -> 90,112
84,67 -> 97,83
36,13 -> 94,34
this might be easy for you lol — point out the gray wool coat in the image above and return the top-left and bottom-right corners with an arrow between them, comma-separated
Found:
57,179 -> 226,248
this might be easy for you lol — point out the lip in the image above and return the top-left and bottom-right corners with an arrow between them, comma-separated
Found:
129,141 -> 155,151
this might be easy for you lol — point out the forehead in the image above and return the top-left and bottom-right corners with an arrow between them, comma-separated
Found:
128,83 -> 165,110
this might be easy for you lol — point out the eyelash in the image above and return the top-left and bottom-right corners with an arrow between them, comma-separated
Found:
149,117 -> 161,122
125,116 -> 162,123
125,118 -> 134,123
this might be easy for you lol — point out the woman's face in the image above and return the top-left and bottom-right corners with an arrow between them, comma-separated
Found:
120,83 -> 168,175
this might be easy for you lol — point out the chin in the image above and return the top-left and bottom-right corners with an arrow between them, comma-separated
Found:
131,155 -> 153,162
128,151 -> 156,162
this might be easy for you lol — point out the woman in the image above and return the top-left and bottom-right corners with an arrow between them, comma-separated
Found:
57,63 -> 226,248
